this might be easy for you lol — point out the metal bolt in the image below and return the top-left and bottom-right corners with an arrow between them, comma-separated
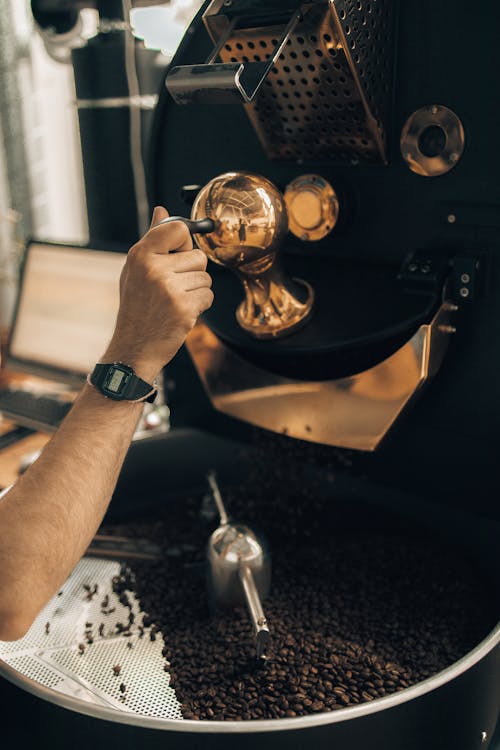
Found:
447,213 -> 456,224
431,105 -> 438,115
460,273 -> 470,283
438,324 -> 457,334
450,151 -> 459,162
443,302 -> 459,312
459,287 -> 469,298
481,731 -> 488,743
300,233 -> 309,241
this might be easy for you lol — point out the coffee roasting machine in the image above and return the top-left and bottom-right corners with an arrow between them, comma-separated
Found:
0,0 -> 498,749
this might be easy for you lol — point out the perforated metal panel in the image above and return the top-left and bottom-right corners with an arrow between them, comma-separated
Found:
215,0 -> 394,162
0,558 -> 183,720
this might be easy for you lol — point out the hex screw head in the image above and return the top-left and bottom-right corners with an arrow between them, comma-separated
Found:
459,287 -> 470,298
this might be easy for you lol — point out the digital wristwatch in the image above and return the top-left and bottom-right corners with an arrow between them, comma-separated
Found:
88,362 -> 157,403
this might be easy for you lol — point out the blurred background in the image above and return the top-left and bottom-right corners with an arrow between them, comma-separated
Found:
0,0 -> 202,330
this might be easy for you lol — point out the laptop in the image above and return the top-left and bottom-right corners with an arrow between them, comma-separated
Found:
0,241 -> 127,431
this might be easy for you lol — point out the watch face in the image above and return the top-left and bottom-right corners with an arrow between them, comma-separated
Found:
103,365 -> 131,396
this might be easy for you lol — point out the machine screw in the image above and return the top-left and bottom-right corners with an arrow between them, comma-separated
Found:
450,151 -> 459,162
431,105 -> 438,115
447,213 -> 456,224
459,287 -> 470,298
443,302 -> 459,312
438,324 -> 456,334
223,0 -> 233,6
460,273 -> 470,283
300,233 -> 309,241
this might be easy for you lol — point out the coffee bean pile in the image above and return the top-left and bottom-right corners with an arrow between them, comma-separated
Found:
105,432 -> 496,721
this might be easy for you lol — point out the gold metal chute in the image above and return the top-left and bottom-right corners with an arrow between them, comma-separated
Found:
186,302 -> 455,451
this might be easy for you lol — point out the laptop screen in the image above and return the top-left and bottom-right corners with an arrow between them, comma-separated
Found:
8,242 -> 126,382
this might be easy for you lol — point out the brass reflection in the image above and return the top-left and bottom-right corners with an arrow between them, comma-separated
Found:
400,105 -> 465,177
186,302 -> 456,452
191,171 -> 314,339
284,174 -> 340,241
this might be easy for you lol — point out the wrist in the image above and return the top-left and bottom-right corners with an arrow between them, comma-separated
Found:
100,347 -> 162,384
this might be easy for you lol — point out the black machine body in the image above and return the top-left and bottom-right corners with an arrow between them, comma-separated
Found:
148,0 -> 498,517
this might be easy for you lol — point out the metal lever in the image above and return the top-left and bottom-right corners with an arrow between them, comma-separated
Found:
239,564 -> 270,659
207,469 -> 229,526
154,215 -> 215,235
166,10 -> 301,105
86,535 -> 162,562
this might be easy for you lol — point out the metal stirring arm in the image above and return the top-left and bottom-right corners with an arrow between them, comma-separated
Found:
207,469 -> 229,526
207,470 -> 271,660
239,565 -> 270,660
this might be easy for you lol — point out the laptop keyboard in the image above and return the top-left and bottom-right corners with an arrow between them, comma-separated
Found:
0,389 -> 73,431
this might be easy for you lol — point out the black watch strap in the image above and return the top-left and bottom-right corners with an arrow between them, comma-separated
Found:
89,363 -> 157,403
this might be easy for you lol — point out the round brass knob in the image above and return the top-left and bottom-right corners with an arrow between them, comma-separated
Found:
284,174 -> 339,241
191,172 -> 288,269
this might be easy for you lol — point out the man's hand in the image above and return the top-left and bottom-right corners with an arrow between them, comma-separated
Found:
0,206 -> 214,640
103,206 -> 213,382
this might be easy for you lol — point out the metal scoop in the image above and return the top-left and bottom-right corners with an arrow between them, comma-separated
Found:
206,471 -> 271,659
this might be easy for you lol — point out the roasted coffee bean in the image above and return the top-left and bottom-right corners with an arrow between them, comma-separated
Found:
101,431 -> 495,722
112,665 -> 121,676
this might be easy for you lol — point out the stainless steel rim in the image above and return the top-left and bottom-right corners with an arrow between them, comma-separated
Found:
1,619 -> 498,733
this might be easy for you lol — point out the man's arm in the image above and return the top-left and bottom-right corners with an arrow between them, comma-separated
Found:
0,207 -> 213,640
